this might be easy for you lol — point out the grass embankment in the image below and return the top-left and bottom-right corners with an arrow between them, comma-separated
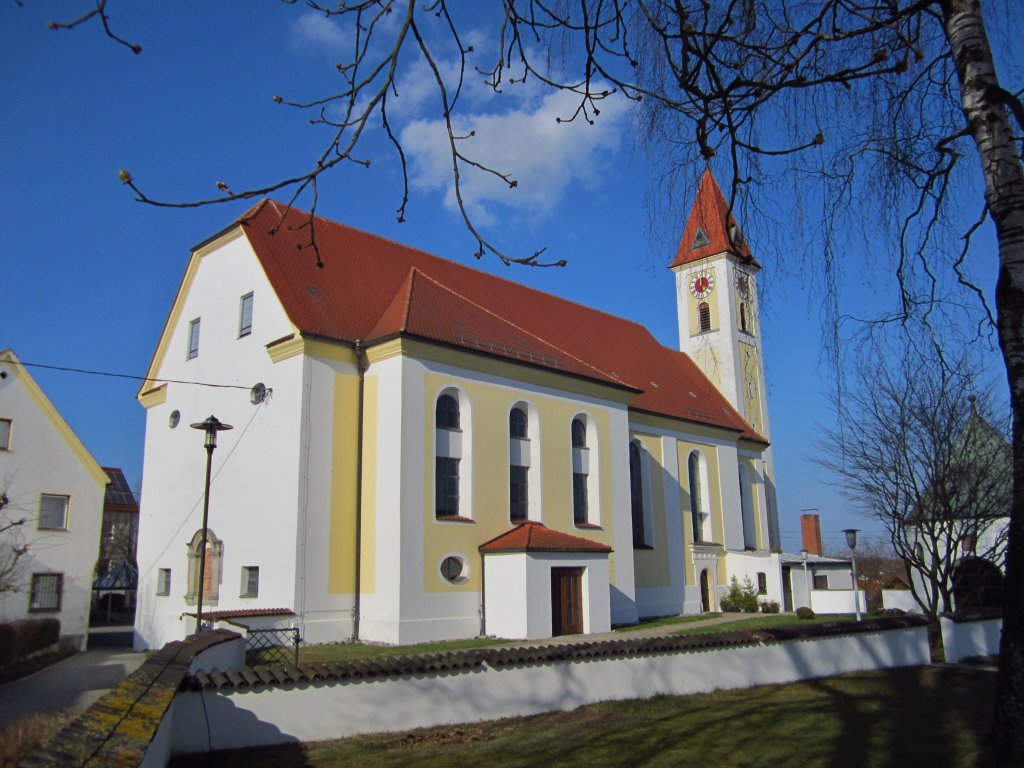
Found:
672,613 -> 854,635
172,665 -> 999,768
298,636 -> 515,664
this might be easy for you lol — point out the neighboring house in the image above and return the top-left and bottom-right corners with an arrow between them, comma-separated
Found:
909,406 -> 1009,613
92,467 -> 139,618
134,171 -> 787,650
0,349 -> 107,650
778,513 -> 859,614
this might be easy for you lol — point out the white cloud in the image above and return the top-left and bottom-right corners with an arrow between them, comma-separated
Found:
290,12 -> 349,52
400,85 -> 629,226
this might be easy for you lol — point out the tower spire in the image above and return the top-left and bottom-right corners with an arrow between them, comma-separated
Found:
668,170 -> 759,270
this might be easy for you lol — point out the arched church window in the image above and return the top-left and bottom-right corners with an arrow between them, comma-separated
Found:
698,302 -> 711,332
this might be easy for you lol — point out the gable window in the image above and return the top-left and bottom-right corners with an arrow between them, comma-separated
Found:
240,566 -> 259,598
629,442 -> 648,548
30,573 -> 63,611
157,568 -> 171,596
691,227 -> 710,250
698,302 -> 711,332
39,494 -> 69,530
239,293 -> 254,337
0,418 -> 10,450
187,318 -> 201,359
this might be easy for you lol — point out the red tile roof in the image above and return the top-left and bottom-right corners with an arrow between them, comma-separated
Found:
193,608 -> 295,621
668,169 -> 760,270
231,199 -> 765,443
479,522 -> 613,554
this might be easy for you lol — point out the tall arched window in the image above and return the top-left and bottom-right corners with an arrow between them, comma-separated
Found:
688,451 -> 710,543
698,302 -> 711,332
739,464 -> 756,549
571,417 -> 589,525
629,442 -> 648,548
739,302 -> 748,333
435,392 -> 462,518
509,407 -> 529,521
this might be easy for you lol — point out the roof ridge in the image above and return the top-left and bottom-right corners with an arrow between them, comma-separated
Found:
411,268 -> 631,385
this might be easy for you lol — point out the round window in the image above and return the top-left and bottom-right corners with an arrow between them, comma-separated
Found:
440,556 -> 464,583
169,410 -> 181,429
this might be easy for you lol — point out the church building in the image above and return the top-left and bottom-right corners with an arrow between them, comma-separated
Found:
133,170 -> 785,650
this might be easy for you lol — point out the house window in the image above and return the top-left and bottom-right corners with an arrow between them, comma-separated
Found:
239,293 -> 254,337
757,572 -> 767,595
0,418 -> 10,450
187,318 -> 201,359
571,417 -> 590,526
698,302 -> 711,332
436,456 -> 460,517
29,573 -> 62,611
39,494 -> 69,530
157,568 -> 171,596
240,566 -> 259,598
813,574 -> 829,590
629,442 -> 647,547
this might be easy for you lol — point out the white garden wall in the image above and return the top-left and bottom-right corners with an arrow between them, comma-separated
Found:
940,615 -> 1002,663
170,624 -> 930,754
810,589 -> 866,615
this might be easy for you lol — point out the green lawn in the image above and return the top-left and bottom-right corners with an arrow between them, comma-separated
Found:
613,612 -> 725,632
672,613 -> 855,635
297,636 -> 515,664
172,665 -> 1000,767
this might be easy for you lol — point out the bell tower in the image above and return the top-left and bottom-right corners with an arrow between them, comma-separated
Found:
669,170 -> 769,438
670,170 -> 780,547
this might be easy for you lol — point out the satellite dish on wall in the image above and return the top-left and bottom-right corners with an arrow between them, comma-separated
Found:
250,382 -> 268,405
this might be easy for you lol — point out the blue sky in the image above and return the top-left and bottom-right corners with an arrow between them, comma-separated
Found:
3,2 -> 1008,554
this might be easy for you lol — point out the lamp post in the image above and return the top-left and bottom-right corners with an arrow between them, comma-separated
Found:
800,548 -> 811,610
190,415 -> 233,634
843,528 -> 862,621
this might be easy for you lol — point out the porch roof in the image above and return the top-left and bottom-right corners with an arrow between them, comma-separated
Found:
479,522 -> 612,554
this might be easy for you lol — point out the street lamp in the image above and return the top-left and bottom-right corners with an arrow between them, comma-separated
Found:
190,415 -> 233,634
842,528 -> 862,621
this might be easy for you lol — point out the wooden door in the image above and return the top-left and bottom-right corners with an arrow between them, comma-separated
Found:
700,569 -> 711,613
551,567 -> 584,636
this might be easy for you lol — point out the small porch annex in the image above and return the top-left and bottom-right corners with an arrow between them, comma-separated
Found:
479,522 -> 612,641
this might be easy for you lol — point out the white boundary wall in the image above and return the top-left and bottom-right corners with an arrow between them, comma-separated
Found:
940,615 -> 1002,663
882,590 -> 920,613
170,626 -> 929,754
810,589 -> 866,615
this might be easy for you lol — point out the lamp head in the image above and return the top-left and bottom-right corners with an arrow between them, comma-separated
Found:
842,528 -> 859,550
190,415 -> 234,448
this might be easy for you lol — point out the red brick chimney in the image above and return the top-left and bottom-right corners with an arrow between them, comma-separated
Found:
801,514 -> 823,556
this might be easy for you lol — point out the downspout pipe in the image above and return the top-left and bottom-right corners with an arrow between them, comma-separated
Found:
353,340 -> 367,641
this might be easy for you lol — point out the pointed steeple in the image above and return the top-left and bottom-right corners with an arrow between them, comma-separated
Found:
668,170 -> 759,270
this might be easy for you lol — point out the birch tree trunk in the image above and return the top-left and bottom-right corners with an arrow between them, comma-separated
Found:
942,0 -> 1024,759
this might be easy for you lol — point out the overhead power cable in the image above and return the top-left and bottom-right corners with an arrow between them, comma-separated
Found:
3,359 -> 251,391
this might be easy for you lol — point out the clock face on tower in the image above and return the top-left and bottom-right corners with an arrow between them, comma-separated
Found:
735,271 -> 751,299
690,271 -> 715,299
